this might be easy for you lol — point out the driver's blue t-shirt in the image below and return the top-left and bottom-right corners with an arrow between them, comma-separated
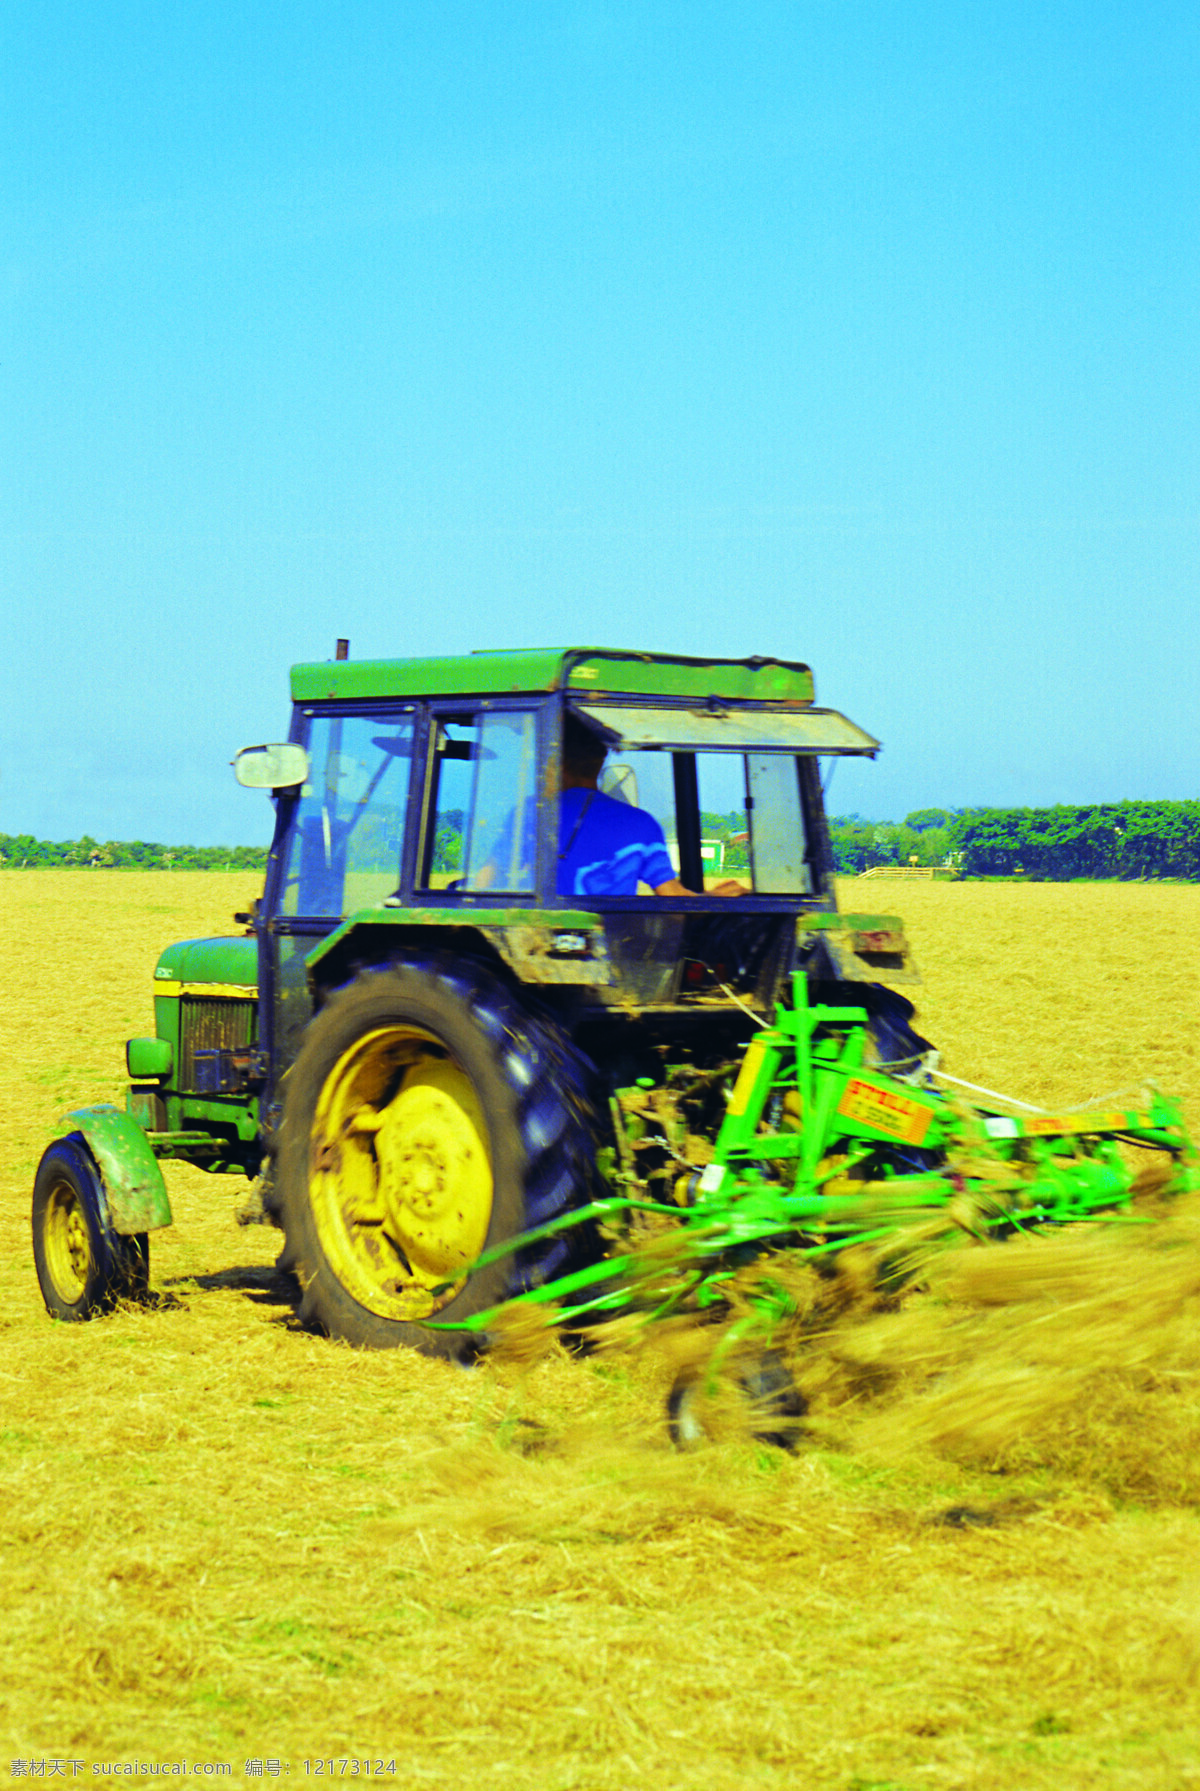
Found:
558,788 -> 675,896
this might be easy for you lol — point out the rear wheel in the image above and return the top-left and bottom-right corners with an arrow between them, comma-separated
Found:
276,956 -> 596,1355
32,1138 -> 149,1321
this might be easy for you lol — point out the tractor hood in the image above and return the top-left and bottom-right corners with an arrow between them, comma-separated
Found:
152,935 -> 259,997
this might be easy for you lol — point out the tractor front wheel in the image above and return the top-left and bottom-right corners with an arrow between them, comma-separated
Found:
32,1138 -> 150,1321
276,956 -> 595,1356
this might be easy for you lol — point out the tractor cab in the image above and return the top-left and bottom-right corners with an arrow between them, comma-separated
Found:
243,649 -> 889,1077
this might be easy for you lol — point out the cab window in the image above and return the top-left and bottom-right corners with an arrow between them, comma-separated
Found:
420,710 -> 538,894
587,748 -> 814,894
744,753 -> 811,892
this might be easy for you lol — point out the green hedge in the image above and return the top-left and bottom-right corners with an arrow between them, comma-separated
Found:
0,834 -> 269,871
6,800 -> 1196,881
951,802 -> 1200,880
829,802 -> 1200,879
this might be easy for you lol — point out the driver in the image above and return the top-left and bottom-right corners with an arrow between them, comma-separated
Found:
558,712 -> 742,899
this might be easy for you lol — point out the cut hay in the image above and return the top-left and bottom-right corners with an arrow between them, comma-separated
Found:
2,872 -> 1200,1787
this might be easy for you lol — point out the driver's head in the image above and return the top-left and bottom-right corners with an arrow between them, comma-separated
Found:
562,711 -> 608,786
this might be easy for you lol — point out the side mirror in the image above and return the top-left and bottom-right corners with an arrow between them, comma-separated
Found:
599,763 -> 638,806
232,744 -> 310,790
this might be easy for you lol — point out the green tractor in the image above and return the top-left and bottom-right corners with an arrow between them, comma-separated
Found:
32,646 -> 1197,1393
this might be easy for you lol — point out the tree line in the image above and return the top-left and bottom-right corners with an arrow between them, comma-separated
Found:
828,810 -> 957,875
946,801 -> 1200,880
0,834 -> 269,871
829,801 -> 1200,880
4,798 -> 1198,879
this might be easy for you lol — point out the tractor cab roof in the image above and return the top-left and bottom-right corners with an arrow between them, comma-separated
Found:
290,647 -> 818,708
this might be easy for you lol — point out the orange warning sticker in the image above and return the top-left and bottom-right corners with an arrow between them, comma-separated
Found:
837,1077 -> 934,1146
1022,1111 -> 1129,1136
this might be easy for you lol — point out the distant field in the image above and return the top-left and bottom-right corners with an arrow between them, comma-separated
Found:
2,872 -> 1199,1788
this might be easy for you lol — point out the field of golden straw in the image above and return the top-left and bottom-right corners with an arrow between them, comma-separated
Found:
2,870 -> 1199,1790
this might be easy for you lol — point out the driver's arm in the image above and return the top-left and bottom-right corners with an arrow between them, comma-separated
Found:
654,876 -> 743,899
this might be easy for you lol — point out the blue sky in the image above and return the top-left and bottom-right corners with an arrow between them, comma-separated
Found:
2,1 -> 1196,845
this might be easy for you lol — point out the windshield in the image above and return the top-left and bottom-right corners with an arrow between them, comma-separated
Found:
280,713 -> 413,917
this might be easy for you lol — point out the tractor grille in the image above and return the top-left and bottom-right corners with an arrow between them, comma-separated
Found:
179,997 -> 257,1090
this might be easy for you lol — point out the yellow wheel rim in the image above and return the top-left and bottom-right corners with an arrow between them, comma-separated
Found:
310,1025 -> 494,1321
42,1179 -> 93,1305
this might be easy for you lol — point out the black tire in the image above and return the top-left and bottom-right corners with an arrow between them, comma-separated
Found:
32,1137 -> 150,1322
276,955 -> 598,1355
667,1350 -> 806,1452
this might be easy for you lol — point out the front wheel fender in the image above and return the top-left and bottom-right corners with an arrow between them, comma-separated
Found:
56,1106 -> 173,1234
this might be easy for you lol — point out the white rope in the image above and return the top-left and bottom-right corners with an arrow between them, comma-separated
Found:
718,983 -> 772,1029
930,1069 -> 1047,1114
1077,1085 -> 1154,1109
